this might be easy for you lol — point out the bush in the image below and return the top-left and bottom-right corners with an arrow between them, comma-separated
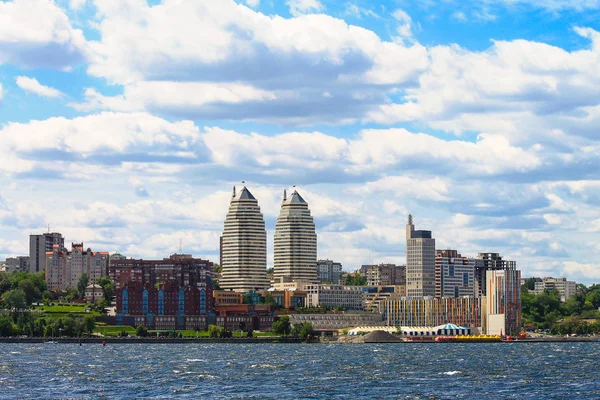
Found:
136,325 -> 149,337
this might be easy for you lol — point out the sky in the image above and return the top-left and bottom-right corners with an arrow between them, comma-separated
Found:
1,0 -> 600,283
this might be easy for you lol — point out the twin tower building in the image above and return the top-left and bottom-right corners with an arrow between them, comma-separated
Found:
220,185 -> 317,292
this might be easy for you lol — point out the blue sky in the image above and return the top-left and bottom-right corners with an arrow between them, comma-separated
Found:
1,0 -> 600,283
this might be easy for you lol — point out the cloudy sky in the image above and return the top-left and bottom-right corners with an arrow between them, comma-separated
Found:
1,0 -> 599,283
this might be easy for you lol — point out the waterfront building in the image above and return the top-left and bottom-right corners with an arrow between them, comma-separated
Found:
406,215 -> 436,297
289,313 -> 384,333
485,269 -> 521,335
3,256 -> 29,273
382,297 -> 483,329
360,264 -> 406,286
45,243 -> 109,291
214,304 -> 275,331
317,259 -> 343,284
533,277 -> 576,302
29,232 -> 64,273
262,289 -> 307,308
362,285 -> 406,313
474,252 -> 515,298
303,284 -> 364,310
435,250 -> 475,298
220,186 -> 269,292
273,189 -> 318,283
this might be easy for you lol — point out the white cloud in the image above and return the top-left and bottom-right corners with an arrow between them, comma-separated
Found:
245,0 -> 260,7
70,0 -> 86,10
286,0 -> 324,16
0,83 -> 3,100
391,9 -> 414,40
0,0 -> 88,69
452,11 -> 467,22
563,261 -> 600,280
16,76 -> 63,98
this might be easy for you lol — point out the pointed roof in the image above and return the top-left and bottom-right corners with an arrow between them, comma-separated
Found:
233,186 -> 256,201
284,190 -> 306,204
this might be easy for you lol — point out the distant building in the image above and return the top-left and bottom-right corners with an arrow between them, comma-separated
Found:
533,277 -> 576,302
474,253 -> 515,298
363,285 -> 406,313
485,269 -> 521,335
214,304 -> 276,331
406,215 -> 436,297
360,264 -> 406,286
435,250 -> 475,298
274,189 -> 318,283
220,186 -> 269,292
45,243 -> 109,291
382,297 -> 483,329
303,284 -> 364,310
317,259 -> 343,284
263,289 -> 307,308
214,290 -> 243,307
4,256 -> 30,273
289,313 -> 384,332
85,284 -> 104,302
29,232 -> 64,273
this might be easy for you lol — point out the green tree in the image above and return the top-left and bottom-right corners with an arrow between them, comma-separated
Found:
136,325 -> 149,337
2,289 -> 27,310
96,276 -> 115,302
208,324 -> 222,338
271,316 -> 291,336
344,273 -> 367,286
0,317 -> 14,337
522,277 -> 537,291
77,273 -> 89,300
42,290 -> 52,303
292,322 -> 314,339
83,315 -> 96,333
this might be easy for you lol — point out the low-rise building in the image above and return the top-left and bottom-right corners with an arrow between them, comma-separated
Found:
215,304 -> 275,331
214,290 -> 243,307
263,289 -> 307,308
533,277 -> 576,302
289,313 -> 384,332
303,284 -> 364,310
360,264 -> 406,286
316,259 -> 343,284
85,284 -> 104,302
382,297 -> 483,329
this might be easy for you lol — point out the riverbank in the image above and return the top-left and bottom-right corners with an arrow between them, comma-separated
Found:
0,337 -> 306,344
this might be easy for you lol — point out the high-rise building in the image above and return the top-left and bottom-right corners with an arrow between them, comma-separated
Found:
45,243 -> 109,291
220,185 -> 269,292
29,232 -> 64,273
406,215 -> 436,298
474,253 -> 516,298
273,189 -> 317,283
485,269 -> 521,335
435,250 -> 475,298
360,264 -> 406,286
317,259 -> 343,284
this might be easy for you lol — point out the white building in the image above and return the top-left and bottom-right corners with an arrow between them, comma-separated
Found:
45,243 -> 109,291
220,185 -> 270,292
435,250 -> 475,298
533,277 -> 576,302
317,259 -> 343,284
274,189 -> 318,283
302,284 -> 364,310
85,284 -> 104,302
406,215 -> 436,298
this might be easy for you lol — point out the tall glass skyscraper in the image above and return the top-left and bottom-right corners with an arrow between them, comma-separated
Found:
220,186 -> 269,292
274,188 -> 318,283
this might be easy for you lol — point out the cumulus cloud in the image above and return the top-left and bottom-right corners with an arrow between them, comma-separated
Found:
286,0 -> 324,16
16,76 -> 63,98
0,0 -> 88,69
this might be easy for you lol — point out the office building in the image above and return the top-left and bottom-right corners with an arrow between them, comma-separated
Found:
360,264 -> 406,286
382,297 -> 483,329
474,253 -> 516,297
29,232 -> 64,273
273,189 -> 318,283
220,186 -> 269,292
45,243 -> 109,291
317,259 -> 343,284
435,250 -> 475,298
533,277 -> 576,302
406,215 -> 436,297
303,284 -> 364,310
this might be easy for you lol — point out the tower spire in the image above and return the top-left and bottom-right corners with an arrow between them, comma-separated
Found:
283,189 -> 287,202
232,186 -> 236,198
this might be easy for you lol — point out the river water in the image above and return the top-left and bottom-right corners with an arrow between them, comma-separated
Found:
0,342 -> 598,399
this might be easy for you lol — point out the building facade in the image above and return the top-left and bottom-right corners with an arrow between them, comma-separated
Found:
406,215 -> 436,298
29,232 -> 64,273
316,259 -> 343,284
273,189 -> 318,283
533,277 -> 576,302
303,284 -> 364,310
45,243 -> 109,291
3,256 -> 30,273
220,186 -> 269,292
485,269 -> 521,335
474,253 -> 515,298
382,297 -> 483,329
360,264 -> 406,286
435,250 -> 475,298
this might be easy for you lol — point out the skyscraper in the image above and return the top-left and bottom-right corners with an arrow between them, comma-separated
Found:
29,232 -> 64,273
406,214 -> 436,298
274,188 -> 318,283
220,185 -> 269,292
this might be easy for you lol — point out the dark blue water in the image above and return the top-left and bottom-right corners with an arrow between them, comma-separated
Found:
0,343 -> 598,399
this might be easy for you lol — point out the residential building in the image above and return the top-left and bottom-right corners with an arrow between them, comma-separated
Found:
109,253 -> 214,292
273,189 -> 318,283
317,259 -> 343,284
85,284 -> 104,302
220,186 -> 269,292
3,256 -> 30,273
45,243 -> 109,291
533,277 -> 577,302
485,269 -> 522,335
29,232 -> 64,273
303,284 -> 364,310
474,252 -> 516,298
360,264 -> 406,286
406,215 -> 436,298
435,250 -> 475,298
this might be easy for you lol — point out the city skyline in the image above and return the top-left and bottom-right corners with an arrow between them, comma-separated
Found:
1,0 -> 600,284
